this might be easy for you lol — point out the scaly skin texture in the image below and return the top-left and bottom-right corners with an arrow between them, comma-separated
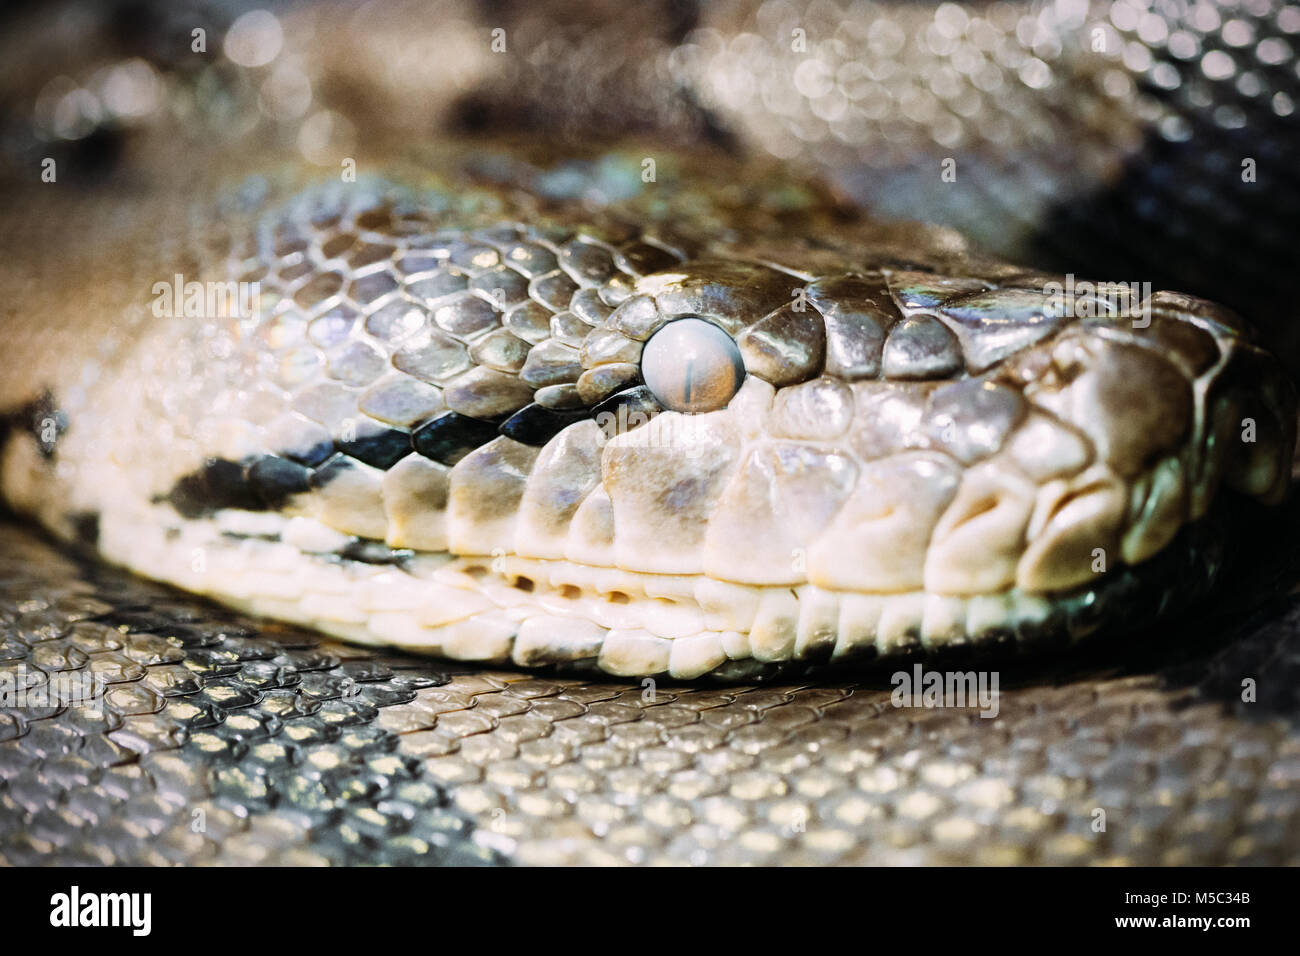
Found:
1,516 -> 1299,867
0,0 -> 1299,866
0,151 -> 1293,679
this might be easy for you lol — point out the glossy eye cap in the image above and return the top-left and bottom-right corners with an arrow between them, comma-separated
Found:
640,317 -> 746,413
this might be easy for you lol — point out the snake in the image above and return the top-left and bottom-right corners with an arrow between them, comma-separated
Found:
1,0 -> 1299,865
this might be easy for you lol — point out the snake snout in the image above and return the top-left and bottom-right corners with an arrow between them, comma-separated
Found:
591,268 -> 1297,622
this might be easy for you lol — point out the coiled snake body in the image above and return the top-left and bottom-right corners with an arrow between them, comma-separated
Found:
1,0 -> 1299,865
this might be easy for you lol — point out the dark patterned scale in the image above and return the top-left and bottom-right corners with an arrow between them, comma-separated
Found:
0,527 -> 499,866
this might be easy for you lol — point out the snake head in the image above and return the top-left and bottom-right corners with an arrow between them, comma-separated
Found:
496,254 -> 1295,672
25,181 -> 1291,680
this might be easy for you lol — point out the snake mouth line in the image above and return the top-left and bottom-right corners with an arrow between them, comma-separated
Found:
64,481 -> 1237,683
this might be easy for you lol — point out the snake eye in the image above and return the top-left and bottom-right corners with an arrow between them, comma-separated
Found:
640,317 -> 746,413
